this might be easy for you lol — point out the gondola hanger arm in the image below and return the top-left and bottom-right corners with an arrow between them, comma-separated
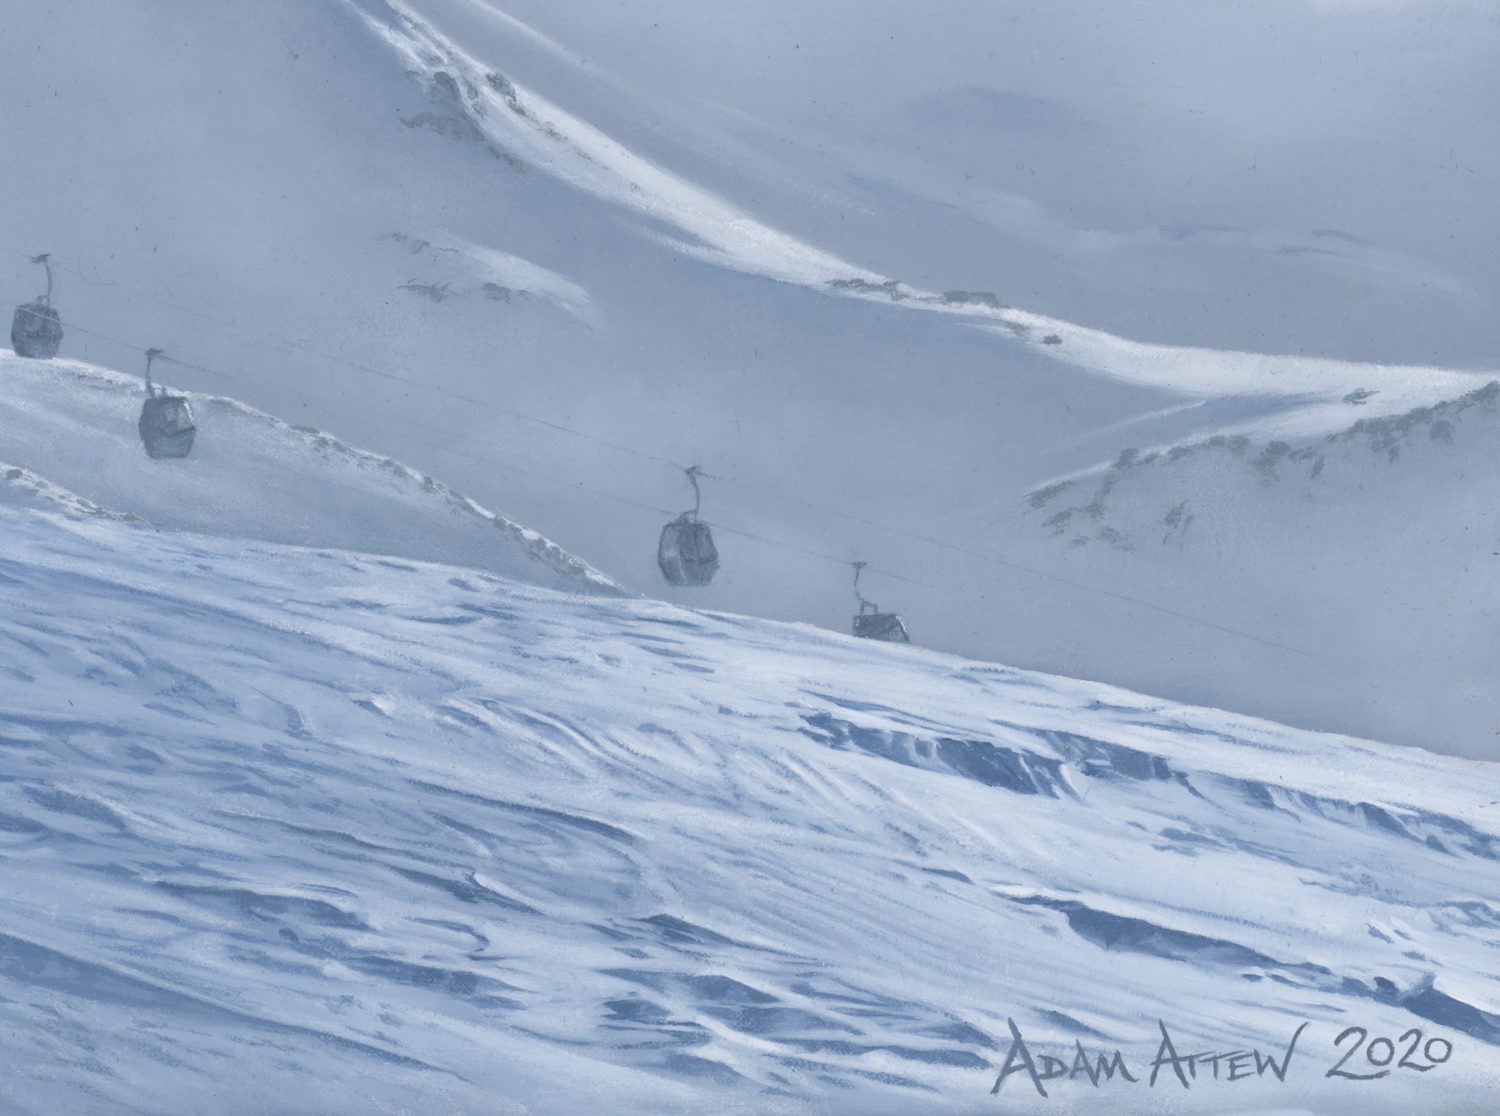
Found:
685,464 -> 704,519
852,560 -> 877,614
144,347 -> 164,398
29,253 -> 54,305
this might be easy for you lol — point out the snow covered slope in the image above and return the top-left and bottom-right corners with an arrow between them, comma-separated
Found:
0,350 -> 617,595
1,504 -> 1496,1115
354,0 -> 1496,438
1021,381 -> 1500,757
447,0 -> 1499,368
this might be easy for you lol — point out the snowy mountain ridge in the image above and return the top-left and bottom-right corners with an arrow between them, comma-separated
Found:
1029,378 -> 1500,548
1015,376 -> 1500,757
0,349 -> 619,595
0,462 -> 145,524
358,0 -> 1496,440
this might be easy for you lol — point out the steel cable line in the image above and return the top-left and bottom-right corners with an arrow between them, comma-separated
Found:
7,257 -> 1324,657
8,298 -> 929,589
9,304 -> 248,385
6,249 -> 684,467
5,248 -> 1087,527
700,464 -> 1321,657
441,447 -> 936,589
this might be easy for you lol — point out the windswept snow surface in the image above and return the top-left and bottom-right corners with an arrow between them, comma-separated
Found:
0,351 -> 617,595
1,506 -> 1497,1114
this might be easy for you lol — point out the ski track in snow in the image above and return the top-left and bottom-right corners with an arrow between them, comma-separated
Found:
354,0 -> 1495,440
0,506 -> 1497,1114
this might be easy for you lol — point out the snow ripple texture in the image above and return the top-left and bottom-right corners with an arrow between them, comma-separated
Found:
0,508 -> 1496,1115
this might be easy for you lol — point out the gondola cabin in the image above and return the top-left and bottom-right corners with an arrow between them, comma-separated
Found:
11,302 -> 62,359
658,514 -> 719,586
137,348 -> 196,459
11,254 -> 62,359
658,465 -> 719,586
850,561 -> 909,643
139,394 -> 196,459
853,607 -> 910,643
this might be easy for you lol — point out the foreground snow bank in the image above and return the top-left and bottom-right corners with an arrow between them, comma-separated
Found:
0,507 -> 1496,1114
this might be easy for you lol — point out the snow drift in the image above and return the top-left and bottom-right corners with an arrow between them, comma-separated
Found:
0,505 -> 1496,1115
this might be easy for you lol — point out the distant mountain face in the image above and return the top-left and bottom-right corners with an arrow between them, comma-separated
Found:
466,0 -> 1500,368
0,504 -> 1496,1115
1021,381 -> 1500,757
1030,380 -> 1500,551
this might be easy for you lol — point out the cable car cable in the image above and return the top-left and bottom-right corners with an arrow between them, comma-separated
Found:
5,256 -> 1324,658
